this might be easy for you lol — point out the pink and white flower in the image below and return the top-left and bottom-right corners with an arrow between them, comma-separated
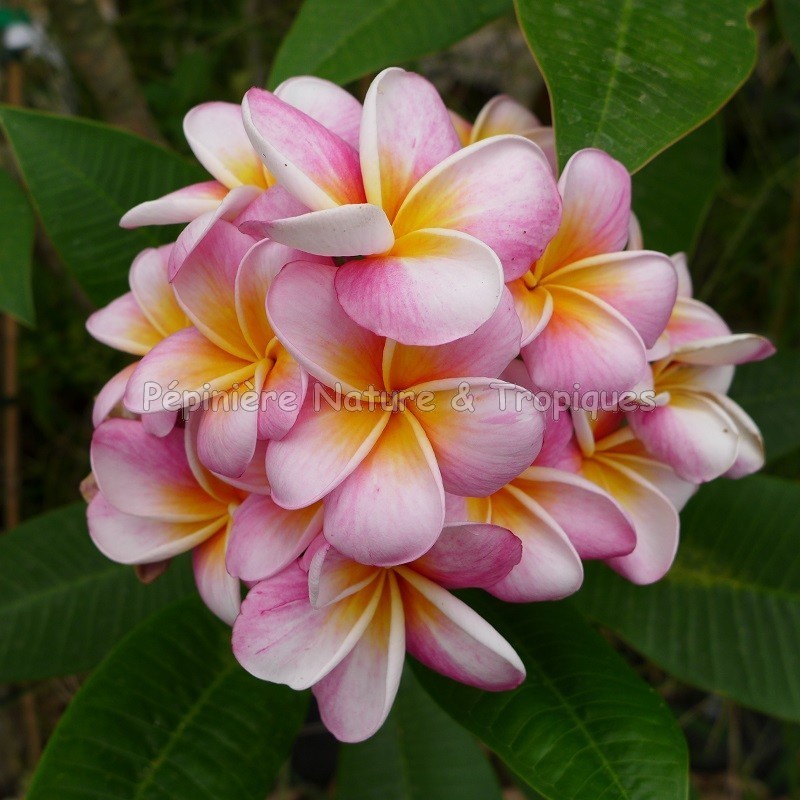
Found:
233,527 -> 525,742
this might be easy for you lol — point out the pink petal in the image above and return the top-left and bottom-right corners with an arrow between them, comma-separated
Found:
314,573 -> 405,743
521,286 -> 647,394
472,94 -> 541,139
232,563 -> 383,689
412,522 -> 522,588
485,485 -> 584,602
226,493 -> 323,583
627,390 -> 739,483
274,75 -> 362,148
551,251 -> 677,348
266,391 -> 390,509
360,67 -> 460,220
213,439 -> 270,495
672,252 -> 694,298
120,181 -> 228,228
90,419 -> 224,521
193,526 -> 241,625
383,288 -> 522,388
526,128 -> 557,176
448,109 -> 473,146
392,135 -> 560,280
236,184 -> 310,239
259,350 -> 307,440
86,293 -> 161,356
397,567 -> 525,690
672,334 -> 776,366
267,261 -> 384,392
243,88 -> 365,210
409,378 -> 544,496
335,228 -> 504,346
88,492 -> 224,564
537,148 -> 631,278
324,412 -> 445,566
184,101 -> 266,189
716,394 -> 765,478
308,543 -> 383,608
141,409 -> 178,438
92,363 -> 137,427
513,467 -> 636,559
129,246 -> 188,337
508,280 -> 554,346
665,297 -> 730,350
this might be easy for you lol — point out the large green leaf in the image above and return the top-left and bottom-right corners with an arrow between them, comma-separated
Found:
632,119 -> 723,256
515,0 -> 758,172
269,0 -> 512,88
28,596 -> 308,800
336,667 -> 501,800
0,107 -> 204,307
413,595 -> 688,800
575,475 -> 800,721
0,167 -> 35,325
729,350 -> 800,463
0,503 -> 194,682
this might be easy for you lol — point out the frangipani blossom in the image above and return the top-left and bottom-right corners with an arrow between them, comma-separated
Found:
233,527 -> 525,742
626,254 -> 775,483
510,148 -> 677,393
572,409 -> 695,585
86,244 -> 188,434
451,94 -> 557,175
125,220 -> 310,478
265,260 -> 545,566
242,67 -> 561,345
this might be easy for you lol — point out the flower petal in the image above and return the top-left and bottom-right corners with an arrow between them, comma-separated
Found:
129,246 -> 187,337
308,541 -> 381,608
324,411 -> 445,566
409,379 -> 544,496
86,293 -> 161,356
184,102 -> 266,189
672,334 -> 776,366
226,493 -> 323,583
120,181 -> 228,228
392,136 -> 560,280
360,68 -> 460,220
243,88 -> 365,210
397,567 -> 525,690
335,228 -> 504,346
715,394 -> 766,478
472,94 -> 541,139
92,363 -> 137,427
235,183 -> 310,239
193,526 -> 241,625
508,281 -> 554,346
260,349 -> 307,441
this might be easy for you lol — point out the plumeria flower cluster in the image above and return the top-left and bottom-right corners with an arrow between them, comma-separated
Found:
84,68 -> 775,742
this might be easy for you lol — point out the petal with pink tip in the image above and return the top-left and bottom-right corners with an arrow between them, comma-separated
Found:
232,563 -> 383,689
226,493 -> 323,583
129,246 -> 188,337
412,522 -> 522,588
513,466 -> 636,559
384,288 -> 522,389
472,95 -> 541,140
193,526 -> 241,625
521,286 -> 647,394
627,390 -> 739,483
314,573 -> 405,743
393,136 -> 560,280
90,419 -> 224,521
672,334 -> 776,366
485,485 -> 584,602
120,181 -> 228,228
183,411 -> 243,505
184,102 -> 266,189
267,261 -> 384,392
274,76 -> 362,148
267,392 -> 391,509
360,68 -> 460,220
92,363 -> 137,427
324,411 -> 445,566
308,543 -> 381,608
550,251 -> 677,348
213,439 -> 270,495
583,456 -> 679,584
124,328 -> 255,415
261,204 -> 394,257
665,297 -> 730,350
141,409 -> 178,438
508,281 -> 554,347
236,184 -> 310,239
409,379 -> 544,497
715,394 -> 765,478
259,350 -> 307,441
397,568 -> 525,690
243,88 -> 365,210
336,228 -> 504,346
88,493 -> 224,564
537,149 -> 631,278
86,293 -> 161,356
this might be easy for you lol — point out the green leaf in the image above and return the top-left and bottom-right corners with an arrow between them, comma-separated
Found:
729,350 -> 800,464
28,596 -> 308,800
515,0 -> 758,172
336,667 -> 501,800
0,503 -> 194,682
0,107 -> 205,307
575,475 -> 800,721
0,167 -> 35,325
269,0 -> 512,88
632,119 -> 723,256
413,595 -> 688,800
